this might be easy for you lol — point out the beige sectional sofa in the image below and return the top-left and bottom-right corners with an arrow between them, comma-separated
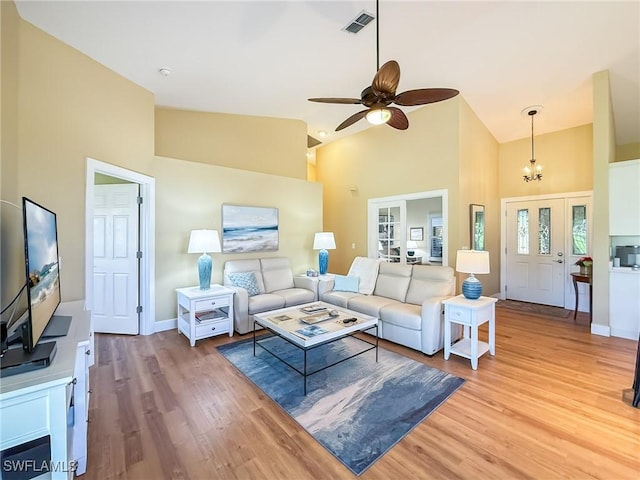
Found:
318,259 -> 457,355
223,257 -> 317,334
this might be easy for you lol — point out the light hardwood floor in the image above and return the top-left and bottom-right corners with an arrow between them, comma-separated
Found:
86,308 -> 640,479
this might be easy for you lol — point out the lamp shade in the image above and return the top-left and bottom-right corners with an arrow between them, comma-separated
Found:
313,232 -> 336,250
188,229 -> 221,254
455,250 -> 490,274
456,250 -> 490,300
407,240 -> 418,250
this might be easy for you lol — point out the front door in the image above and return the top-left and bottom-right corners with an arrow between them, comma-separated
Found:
92,183 -> 140,334
505,198 -> 565,306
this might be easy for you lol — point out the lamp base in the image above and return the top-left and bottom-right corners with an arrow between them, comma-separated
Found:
198,253 -> 212,290
318,249 -> 329,275
462,274 -> 482,300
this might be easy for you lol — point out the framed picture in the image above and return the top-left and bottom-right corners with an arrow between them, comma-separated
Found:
222,204 -> 279,253
409,227 -> 423,241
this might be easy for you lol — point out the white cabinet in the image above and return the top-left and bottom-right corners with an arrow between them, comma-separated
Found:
609,159 -> 640,235
609,270 -> 640,340
0,301 -> 91,479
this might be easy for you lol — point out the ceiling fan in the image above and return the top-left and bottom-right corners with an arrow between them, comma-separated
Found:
308,0 -> 459,132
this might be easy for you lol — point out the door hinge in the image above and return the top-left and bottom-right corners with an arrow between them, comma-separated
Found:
136,251 -> 142,259
136,305 -> 143,314
137,196 -> 143,205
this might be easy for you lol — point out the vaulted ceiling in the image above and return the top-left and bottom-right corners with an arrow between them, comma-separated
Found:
15,1 -> 640,148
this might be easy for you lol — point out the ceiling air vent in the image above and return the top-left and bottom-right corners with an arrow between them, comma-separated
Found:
343,10 -> 375,34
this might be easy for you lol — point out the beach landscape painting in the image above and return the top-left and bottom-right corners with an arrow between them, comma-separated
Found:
222,204 -> 279,253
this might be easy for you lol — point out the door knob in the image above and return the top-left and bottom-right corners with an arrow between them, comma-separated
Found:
553,259 -> 564,263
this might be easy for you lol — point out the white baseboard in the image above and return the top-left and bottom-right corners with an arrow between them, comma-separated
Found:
154,318 -> 177,333
590,323 -> 610,337
610,327 -> 639,341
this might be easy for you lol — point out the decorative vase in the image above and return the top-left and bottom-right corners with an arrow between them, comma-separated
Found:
579,265 -> 591,275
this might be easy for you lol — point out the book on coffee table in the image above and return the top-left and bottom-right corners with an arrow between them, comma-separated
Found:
300,304 -> 327,314
295,325 -> 328,338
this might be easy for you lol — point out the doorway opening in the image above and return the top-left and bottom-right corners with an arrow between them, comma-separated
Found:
500,191 -> 593,312
85,158 -> 156,335
368,190 -> 448,266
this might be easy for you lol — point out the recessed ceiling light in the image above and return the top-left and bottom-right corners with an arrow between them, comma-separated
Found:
159,67 -> 172,77
318,130 -> 328,138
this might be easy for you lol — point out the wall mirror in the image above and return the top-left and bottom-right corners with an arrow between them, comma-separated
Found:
470,204 -> 485,250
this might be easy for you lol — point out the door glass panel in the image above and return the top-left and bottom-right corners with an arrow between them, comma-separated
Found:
430,216 -> 443,260
517,209 -> 529,254
378,207 -> 400,262
538,207 -> 551,255
572,205 -> 587,255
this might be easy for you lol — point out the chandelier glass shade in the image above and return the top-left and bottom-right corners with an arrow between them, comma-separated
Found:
523,108 -> 542,182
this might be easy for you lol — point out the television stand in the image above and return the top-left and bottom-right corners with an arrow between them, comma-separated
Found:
0,341 -> 57,377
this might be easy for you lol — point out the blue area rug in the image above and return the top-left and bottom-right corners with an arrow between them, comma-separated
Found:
217,335 -> 465,475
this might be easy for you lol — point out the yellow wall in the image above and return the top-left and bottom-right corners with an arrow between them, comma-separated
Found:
498,124 -> 593,198
153,156 -> 321,320
592,70 -> 616,329
3,9 -> 156,306
616,142 -> 640,162
2,6 -> 322,325
1,0 -> 23,308
155,107 -> 308,180
458,99 -> 500,295
316,98 -> 460,275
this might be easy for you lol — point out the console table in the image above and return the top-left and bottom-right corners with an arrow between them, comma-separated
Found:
570,272 -> 592,323
0,301 -> 91,479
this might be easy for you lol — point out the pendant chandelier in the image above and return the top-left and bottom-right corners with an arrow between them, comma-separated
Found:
523,107 -> 542,182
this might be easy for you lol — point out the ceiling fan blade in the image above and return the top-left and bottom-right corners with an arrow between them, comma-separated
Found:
386,107 -> 409,130
394,88 -> 459,106
308,97 -> 362,104
335,110 -> 369,131
372,60 -> 400,97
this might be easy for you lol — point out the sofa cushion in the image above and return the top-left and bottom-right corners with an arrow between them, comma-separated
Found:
380,303 -> 422,330
373,263 -> 413,302
333,275 -> 359,293
347,295 -> 399,318
321,290 -> 361,308
224,259 -> 266,293
405,265 -> 455,305
347,256 -> 381,295
274,288 -> 315,307
248,293 -> 285,314
228,272 -> 260,296
261,257 -> 295,293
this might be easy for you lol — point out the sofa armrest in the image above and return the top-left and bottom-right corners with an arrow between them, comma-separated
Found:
317,278 -> 335,300
293,275 -> 318,300
225,285 -> 250,333
420,295 -> 454,355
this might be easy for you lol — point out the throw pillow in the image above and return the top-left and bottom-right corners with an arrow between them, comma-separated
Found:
333,274 -> 359,293
228,272 -> 260,296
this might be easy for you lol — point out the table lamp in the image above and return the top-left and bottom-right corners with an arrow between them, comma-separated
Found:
313,232 -> 336,275
407,240 -> 418,256
456,250 -> 490,299
188,229 -> 221,290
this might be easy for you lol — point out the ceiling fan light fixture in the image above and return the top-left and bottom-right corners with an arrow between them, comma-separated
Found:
366,107 -> 392,125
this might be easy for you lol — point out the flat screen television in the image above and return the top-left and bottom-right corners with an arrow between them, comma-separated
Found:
22,196 -> 62,352
0,197 -> 66,376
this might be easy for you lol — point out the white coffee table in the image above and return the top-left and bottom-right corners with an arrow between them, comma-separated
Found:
253,302 -> 378,394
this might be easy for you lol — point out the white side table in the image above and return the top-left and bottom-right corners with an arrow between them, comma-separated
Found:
443,295 -> 497,369
176,285 -> 235,346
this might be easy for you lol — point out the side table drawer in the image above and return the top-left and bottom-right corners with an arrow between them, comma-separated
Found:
447,305 -> 471,325
195,297 -> 230,312
195,319 -> 230,338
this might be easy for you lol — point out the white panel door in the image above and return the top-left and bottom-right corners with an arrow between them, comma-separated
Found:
93,184 -> 139,334
505,198 -> 565,306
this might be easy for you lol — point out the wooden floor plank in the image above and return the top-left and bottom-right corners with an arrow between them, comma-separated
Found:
86,309 -> 640,479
